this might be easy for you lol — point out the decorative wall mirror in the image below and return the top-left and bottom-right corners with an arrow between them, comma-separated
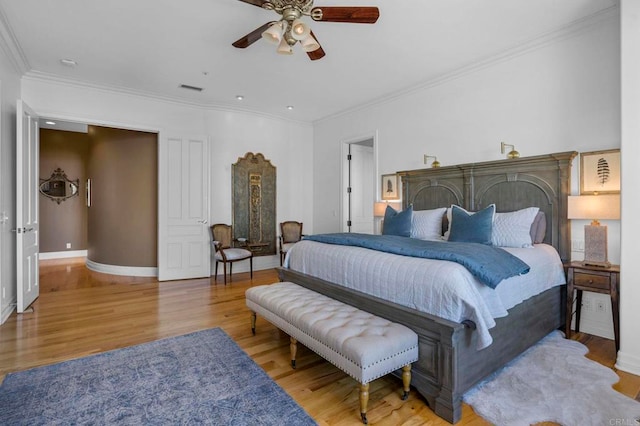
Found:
232,152 -> 276,256
40,168 -> 79,204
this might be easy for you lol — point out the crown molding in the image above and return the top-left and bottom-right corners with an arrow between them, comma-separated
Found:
314,4 -> 620,125
22,71 -> 312,126
0,4 -> 29,73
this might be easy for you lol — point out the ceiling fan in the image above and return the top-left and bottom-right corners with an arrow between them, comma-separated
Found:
232,0 -> 380,60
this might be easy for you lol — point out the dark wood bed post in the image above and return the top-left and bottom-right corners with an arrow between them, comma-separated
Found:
281,151 -> 577,424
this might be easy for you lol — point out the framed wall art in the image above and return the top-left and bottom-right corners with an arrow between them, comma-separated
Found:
580,149 -> 620,194
381,173 -> 400,200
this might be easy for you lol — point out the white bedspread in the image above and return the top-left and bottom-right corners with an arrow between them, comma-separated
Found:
285,240 -> 566,349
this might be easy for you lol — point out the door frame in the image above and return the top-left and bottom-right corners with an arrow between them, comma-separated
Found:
340,131 -> 379,232
27,112 -> 166,273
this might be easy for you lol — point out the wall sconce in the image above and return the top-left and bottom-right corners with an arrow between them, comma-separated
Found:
423,155 -> 441,168
567,194 -> 620,267
500,142 -> 520,159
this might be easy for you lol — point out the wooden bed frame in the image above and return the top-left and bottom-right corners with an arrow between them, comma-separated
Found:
278,151 -> 577,424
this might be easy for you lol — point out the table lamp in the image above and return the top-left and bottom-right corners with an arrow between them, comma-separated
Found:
567,194 -> 620,267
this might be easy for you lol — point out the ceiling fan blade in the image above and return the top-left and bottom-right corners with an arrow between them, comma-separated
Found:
310,6 -> 379,24
232,22 -> 275,48
236,0 -> 267,8
306,31 -> 326,61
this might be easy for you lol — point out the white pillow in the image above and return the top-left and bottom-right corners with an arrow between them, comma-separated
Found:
492,207 -> 540,248
411,207 -> 447,240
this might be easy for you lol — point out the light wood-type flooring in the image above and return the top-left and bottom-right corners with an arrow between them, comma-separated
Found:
1,257 -> 639,425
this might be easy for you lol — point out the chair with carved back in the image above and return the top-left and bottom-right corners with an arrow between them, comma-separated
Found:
210,223 -> 253,285
279,221 -> 303,266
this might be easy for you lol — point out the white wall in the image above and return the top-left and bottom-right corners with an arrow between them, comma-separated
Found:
314,12 -> 620,232
206,109 -> 313,271
0,43 -> 22,323
617,0 -> 640,375
313,13 -> 628,349
19,77 -> 314,274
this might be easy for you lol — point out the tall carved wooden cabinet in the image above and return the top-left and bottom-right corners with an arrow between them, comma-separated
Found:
232,152 -> 277,256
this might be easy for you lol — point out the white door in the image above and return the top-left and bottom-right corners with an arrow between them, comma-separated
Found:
158,135 -> 210,281
16,100 -> 39,312
343,142 -> 375,233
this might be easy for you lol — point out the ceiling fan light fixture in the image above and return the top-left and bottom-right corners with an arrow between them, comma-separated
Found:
300,34 -> 320,52
277,37 -> 293,55
290,18 -> 310,40
261,21 -> 284,44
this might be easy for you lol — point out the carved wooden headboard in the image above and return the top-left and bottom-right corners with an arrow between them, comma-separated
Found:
397,151 -> 577,262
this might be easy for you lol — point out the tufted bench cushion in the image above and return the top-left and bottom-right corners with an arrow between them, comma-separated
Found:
246,281 -> 419,424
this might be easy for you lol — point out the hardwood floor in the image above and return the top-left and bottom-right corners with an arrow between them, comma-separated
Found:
1,258 -> 638,425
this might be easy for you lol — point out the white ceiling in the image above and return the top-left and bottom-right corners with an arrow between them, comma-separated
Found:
0,0 -> 617,123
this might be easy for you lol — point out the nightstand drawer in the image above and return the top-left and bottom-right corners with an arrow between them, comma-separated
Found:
573,272 -> 610,290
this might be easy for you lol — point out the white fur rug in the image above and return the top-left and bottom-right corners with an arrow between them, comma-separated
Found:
463,331 -> 640,426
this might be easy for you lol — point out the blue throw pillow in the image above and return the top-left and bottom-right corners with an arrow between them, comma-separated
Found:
382,205 -> 413,237
448,204 -> 495,245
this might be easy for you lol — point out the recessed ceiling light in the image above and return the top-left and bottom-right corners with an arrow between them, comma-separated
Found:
286,105 -> 294,110
60,59 -> 77,67
236,95 -> 244,101
45,121 -> 56,125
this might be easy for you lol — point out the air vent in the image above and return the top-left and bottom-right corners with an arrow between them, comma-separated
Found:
179,84 -> 204,92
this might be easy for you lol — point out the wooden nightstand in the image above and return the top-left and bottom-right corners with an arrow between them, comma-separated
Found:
565,261 -> 620,351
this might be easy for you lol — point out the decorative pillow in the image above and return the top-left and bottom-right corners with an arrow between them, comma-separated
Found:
529,211 -> 547,244
382,204 -> 413,237
492,207 -> 540,248
411,207 -> 447,240
448,204 -> 496,245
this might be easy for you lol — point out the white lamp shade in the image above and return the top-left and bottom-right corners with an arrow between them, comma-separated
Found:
276,37 -> 293,55
567,194 -> 620,220
262,22 -> 283,44
290,19 -> 310,40
300,34 -> 320,52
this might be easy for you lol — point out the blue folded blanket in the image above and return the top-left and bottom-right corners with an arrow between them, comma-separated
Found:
303,233 -> 529,289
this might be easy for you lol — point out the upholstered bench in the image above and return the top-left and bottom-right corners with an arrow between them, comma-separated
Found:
245,281 -> 419,424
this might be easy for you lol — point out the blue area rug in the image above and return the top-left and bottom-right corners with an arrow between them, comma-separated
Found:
0,328 -> 316,425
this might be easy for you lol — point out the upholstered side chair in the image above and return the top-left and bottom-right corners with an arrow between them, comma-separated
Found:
210,223 -> 253,285
279,221 -> 303,266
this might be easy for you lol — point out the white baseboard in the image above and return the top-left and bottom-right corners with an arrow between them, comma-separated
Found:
85,259 -> 158,277
616,350 -> 640,376
39,250 -> 88,260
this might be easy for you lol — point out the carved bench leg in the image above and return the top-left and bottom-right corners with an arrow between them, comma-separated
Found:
250,312 -> 256,335
401,364 -> 411,400
290,336 -> 297,369
360,382 -> 369,424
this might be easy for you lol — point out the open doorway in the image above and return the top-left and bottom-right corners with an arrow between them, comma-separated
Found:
38,119 -> 158,275
342,136 -> 376,234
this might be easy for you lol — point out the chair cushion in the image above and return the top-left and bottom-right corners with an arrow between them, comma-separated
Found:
215,248 -> 252,261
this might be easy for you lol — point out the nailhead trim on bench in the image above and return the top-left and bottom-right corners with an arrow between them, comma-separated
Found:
246,281 -> 419,424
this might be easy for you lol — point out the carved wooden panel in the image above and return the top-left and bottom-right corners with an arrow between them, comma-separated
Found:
232,153 -> 276,256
